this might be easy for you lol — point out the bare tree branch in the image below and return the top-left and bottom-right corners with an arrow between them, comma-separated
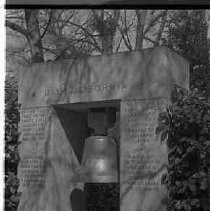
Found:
144,36 -> 156,44
144,11 -> 166,36
50,10 -> 75,35
75,37 -> 102,52
123,10 -> 133,50
123,14 -> 133,50
155,10 -> 168,46
6,16 -> 25,20
63,10 -> 75,27
5,20 -> 28,38
118,10 -> 133,51
115,36 -> 123,52
40,10 -> 52,39
66,20 -> 102,53
118,26 -> 133,51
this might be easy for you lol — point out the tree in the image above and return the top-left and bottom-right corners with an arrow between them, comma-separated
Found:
6,10 -> 44,63
135,10 -> 147,50
6,9 -> 170,62
91,10 -> 120,54
164,10 -> 209,98
6,10 -> 98,63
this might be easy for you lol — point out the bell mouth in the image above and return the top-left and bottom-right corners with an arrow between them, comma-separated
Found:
87,135 -> 108,140
72,135 -> 119,183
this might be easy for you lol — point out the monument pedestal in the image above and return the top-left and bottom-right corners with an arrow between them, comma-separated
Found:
18,46 -> 189,211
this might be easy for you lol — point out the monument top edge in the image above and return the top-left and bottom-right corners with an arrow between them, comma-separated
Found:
20,46 -> 189,67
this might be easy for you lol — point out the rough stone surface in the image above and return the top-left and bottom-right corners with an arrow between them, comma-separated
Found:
120,98 -> 168,211
19,47 -> 189,108
18,46 -> 189,211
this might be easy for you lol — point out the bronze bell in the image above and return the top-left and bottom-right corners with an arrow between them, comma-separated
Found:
81,135 -> 118,183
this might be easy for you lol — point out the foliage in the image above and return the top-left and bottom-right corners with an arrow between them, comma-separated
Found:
157,85 -> 210,211
5,74 -> 20,211
165,10 -> 209,97
161,11 -> 210,210
5,172 -> 21,211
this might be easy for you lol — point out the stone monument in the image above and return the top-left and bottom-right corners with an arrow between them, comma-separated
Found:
18,46 -> 189,211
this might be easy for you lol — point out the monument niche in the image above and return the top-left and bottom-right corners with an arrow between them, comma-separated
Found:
18,46 -> 189,211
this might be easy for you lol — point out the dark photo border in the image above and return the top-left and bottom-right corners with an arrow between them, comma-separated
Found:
5,0 -> 210,9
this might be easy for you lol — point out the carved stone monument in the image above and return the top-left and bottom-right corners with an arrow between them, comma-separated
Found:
18,46 -> 189,211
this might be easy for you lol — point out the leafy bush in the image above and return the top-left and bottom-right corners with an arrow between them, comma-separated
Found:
5,74 -> 20,211
166,10 -> 209,97
157,85 -> 210,211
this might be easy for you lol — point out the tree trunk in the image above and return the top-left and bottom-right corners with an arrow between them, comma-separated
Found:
135,10 -> 147,51
155,10 -> 167,46
93,10 -> 120,54
50,9 -> 63,35
102,34 -> 114,54
25,9 -> 44,63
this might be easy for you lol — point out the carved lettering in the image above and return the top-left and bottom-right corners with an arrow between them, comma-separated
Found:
44,82 -> 127,96
121,99 -> 167,193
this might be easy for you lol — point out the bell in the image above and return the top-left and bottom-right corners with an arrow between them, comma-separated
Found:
81,135 -> 118,183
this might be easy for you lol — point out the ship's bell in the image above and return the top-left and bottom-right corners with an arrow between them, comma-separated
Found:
81,135 -> 118,183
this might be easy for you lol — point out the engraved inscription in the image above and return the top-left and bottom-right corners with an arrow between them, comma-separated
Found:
19,107 -> 51,187
133,180 -> 159,192
121,99 -> 166,192
44,81 -> 127,96
123,101 -> 159,144
20,107 -> 50,142
20,155 -> 45,187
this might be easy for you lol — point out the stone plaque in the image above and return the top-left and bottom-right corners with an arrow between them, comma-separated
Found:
120,98 -> 168,211
18,107 -> 51,189
20,107 -> 50,143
